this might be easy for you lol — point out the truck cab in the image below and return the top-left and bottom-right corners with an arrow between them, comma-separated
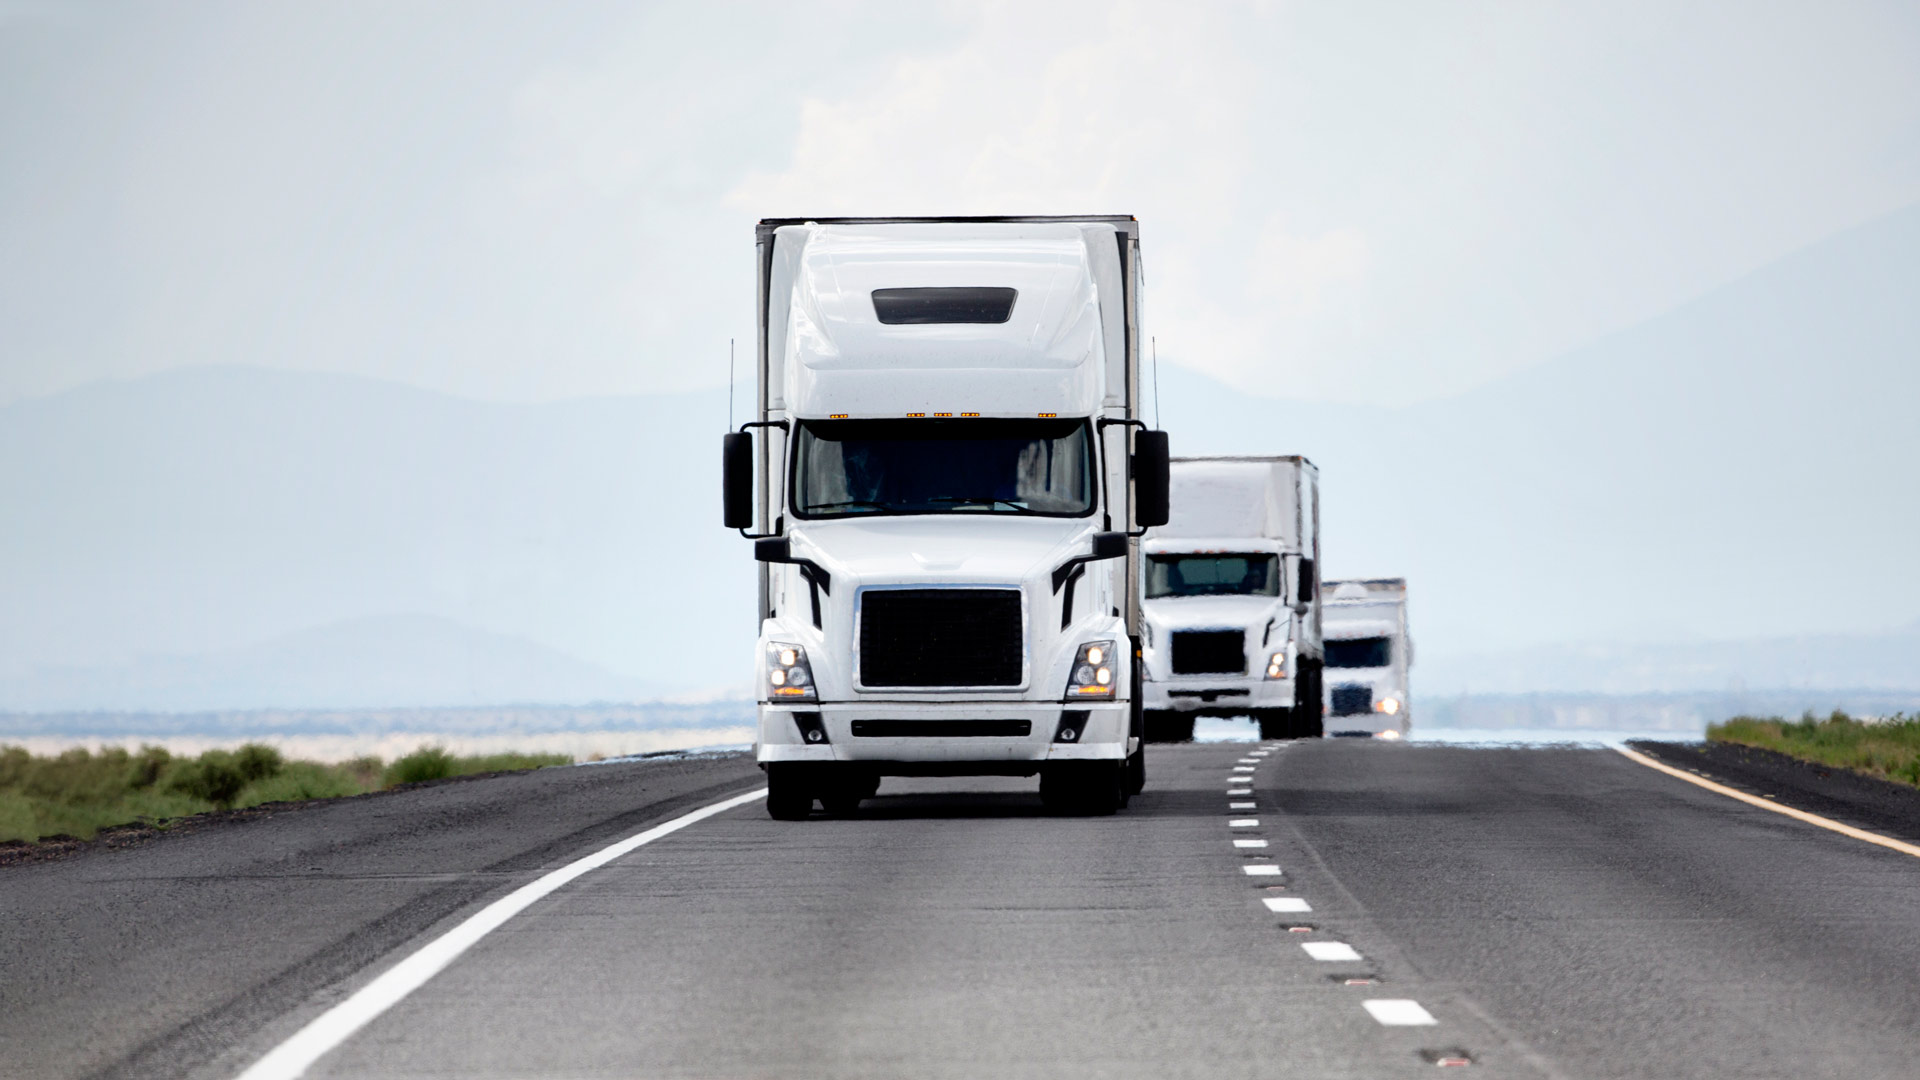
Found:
1321,578 -> 1412,737
1140,457 -> 1324,742
723,217 -> 1169,818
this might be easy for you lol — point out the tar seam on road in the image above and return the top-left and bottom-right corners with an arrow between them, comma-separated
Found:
232,787 -> 768,1080
1615,746 -> 1920,859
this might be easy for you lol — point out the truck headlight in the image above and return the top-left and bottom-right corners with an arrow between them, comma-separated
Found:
767,641 -> 818,702
1064,640 -> 1116,699
1374,697 -> 1400,715
1264,652 -> 1287,680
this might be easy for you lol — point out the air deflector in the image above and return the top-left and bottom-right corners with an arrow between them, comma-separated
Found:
871,287 -> 1017,324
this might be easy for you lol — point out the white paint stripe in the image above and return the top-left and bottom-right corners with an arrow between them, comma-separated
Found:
233,788 -> 767,1080
1364,999 -> 1437,1026
1229,801 -> 1256,809
1228,788 -> 1252,795
1615,747 -> 1920,860
1237,757 -> 1259,763
1242,864 -> 1282,876
1301,941 -> 1362,961
1233,838 -> 1268,848
1228,818 -> 1259,827
1263,896 -> 1311,913
1232,765 -> 1256,772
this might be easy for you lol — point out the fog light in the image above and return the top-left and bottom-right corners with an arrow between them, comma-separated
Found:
1059,727 -> 1077,741
805,729 -> 825,744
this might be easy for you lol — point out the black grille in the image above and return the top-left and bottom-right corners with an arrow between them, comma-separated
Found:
1330,684 -> 1373,716
1170,630 -> 1246,674
859,588 -> 1023,687
850,719 -> 1031,737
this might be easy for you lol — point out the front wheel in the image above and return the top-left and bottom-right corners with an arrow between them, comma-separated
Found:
1040,762 -> 1123,816
765,764 -> 814,820
1255,709 -> 1290,741
1144,710 -> 1196,743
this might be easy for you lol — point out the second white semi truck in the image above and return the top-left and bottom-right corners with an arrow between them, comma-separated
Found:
1321,578 -> 1412,737
723,216 -> 1171,819
1140,456 -> 1323,742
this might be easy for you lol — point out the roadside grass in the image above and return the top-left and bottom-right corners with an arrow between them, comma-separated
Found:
1708,711 -> 1920,787
0,744 -> 570,843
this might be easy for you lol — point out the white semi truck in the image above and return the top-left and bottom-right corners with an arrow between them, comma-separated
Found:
1140,456 -> 1323,743
723,216 -> 1171,819
1321,578 -> 1412,737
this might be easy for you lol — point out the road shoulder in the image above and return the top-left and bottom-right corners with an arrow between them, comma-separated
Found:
1631,739 -> 1920,845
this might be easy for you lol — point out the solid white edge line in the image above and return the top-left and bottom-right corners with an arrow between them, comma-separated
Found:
1614,747 -> 1920,859
233,787 -> 768,1080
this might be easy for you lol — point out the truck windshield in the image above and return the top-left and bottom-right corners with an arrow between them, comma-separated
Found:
792,418 -> 1094,518
1144,555 -> 1279,598
1326,637 -> 1392,668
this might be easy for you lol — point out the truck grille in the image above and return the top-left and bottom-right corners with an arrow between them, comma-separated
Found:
859,588 -> 1023,687
1330,684 -> 1373,716
1170,630 -> 1245,674
850,719 -> 1031,737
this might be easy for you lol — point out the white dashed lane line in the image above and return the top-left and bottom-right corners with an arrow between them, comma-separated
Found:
1229,801 -> 1256,809
1228,818 -> 1259,828
1232,839 -> 1269,849
1227,788 -> 1252,795
1242,864 -> 1282,876
1232,765 -> 1257,772
1364,1000 -> 1438,1026
1262,897 -> 1312,913
1301,942 -> 1363,962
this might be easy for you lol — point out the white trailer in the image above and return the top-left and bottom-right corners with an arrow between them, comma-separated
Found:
723,217 -> 1171,818
1321,578 -> 1412,737
1140,456 -> 1322,742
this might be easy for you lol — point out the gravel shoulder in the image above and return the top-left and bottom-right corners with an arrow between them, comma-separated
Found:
0,752 -> 762,1080
1631,738 -> 1920,845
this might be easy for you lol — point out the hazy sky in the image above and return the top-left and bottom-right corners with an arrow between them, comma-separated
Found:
5,0 -> 1919,407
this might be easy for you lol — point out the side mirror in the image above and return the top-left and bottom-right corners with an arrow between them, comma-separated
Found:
1132,429 -> 1170,528
753,537 -> 790,563
1295,557 -> 1316,610
723,432 -> 753,530
1090,531 -> 1128,560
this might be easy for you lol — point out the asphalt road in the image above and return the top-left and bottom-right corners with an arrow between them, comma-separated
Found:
6,739 -> 1919,1079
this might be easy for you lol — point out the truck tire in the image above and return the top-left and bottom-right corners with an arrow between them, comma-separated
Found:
1293,663 -> 1325,739
1124,747 -> 1146,796
1255,709 -> 1289,741
1040,763 -> 1122,816
765,764 -> 814,820
1144,710 -> 1196,743
818,768 -> 879,816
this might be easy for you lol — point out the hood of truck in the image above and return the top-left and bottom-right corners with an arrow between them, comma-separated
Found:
1145,594 -> 1288,632
787,515 -> 1095,584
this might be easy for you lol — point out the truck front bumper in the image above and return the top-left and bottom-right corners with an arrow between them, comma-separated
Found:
757,701 -> 1132,771
1145,676 -> 1294,716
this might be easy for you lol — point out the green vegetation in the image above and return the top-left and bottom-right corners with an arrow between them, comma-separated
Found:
1708,711 -> 1920,787
0,743 -> 570,844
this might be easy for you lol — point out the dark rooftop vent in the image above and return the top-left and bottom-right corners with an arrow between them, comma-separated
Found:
871,287 -> 1017,325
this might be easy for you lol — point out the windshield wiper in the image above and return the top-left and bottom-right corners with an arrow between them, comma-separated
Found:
806,499 -> 890,512
928,496 -> 1038,514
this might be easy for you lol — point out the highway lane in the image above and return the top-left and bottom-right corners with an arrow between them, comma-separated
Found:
0,752 -> 764,1080
10,739 -> 1919,1079
260,741 -> 1528,1080
209,738 -> 1920,1080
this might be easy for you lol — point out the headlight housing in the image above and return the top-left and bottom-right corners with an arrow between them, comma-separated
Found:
1374,696 -> 1401,715
1264,651 -> 1287,680
767,641 -> 817,702
1064,640 -> 1117,700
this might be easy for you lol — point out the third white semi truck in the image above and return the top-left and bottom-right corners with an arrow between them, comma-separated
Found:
723,216 -> 1171,819
1140,456 -> 1323,742
1321,578 -> 1412,737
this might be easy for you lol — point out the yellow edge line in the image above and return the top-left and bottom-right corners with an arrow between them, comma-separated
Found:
1615,745 -> 1920,860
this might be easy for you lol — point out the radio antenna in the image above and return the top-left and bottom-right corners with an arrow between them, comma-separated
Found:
1152,336 -> 1162,430
728,338 -> 735,430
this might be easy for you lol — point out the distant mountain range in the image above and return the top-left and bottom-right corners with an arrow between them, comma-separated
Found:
1,203 -> 1914,711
